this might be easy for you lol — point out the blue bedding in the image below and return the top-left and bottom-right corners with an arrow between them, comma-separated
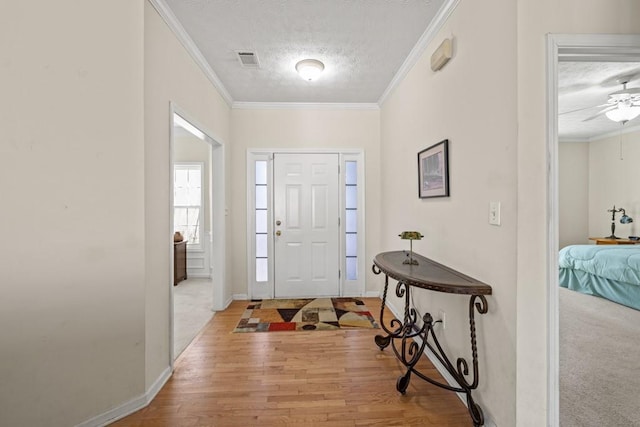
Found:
559,245 -> 640,310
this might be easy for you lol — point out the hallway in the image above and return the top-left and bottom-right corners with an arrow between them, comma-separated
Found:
113,299 -> 472,426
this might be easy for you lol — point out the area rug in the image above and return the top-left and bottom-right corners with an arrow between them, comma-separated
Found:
233,297 -> 379,332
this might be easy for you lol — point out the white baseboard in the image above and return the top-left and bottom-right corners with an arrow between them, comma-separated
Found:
232,293 -> 249,300
385,302 -> 496,427
75,366 -> 172,427
365,291 -> 381,298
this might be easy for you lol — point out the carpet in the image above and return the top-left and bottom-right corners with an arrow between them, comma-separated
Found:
560,287 -> 640,427
233,297 -> 379,332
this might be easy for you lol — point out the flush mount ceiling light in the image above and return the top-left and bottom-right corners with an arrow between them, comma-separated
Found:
295,59 -> 324,81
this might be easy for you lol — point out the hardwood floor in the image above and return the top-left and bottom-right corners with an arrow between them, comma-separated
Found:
112,298 -> 472,426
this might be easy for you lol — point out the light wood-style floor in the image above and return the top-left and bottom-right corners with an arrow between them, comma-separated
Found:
112,298 -> 472,426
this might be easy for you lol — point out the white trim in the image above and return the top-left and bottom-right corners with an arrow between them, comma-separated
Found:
377,0 -> 461,106
546,35 -> 560,427
546,33 -> 640,427
559,121 -> 640,143
365,291 -> 381,298
232,102 -> 379,111
233,293 -> 249,300
75,367 -> 172,427
385,301 -> 496,427
149,0 -> 233,106
247,147 -> 365,155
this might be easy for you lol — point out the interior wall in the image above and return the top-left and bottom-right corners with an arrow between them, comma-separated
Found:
144,0 -> 231,390
230,108 -> 381,296
379,0 -> 517,425
588,129 -> 640,239
0,2 -> 146,426
516,1 -> 640,425
558,141 -> 589,247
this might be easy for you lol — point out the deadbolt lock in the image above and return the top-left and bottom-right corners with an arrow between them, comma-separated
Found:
276,220 -> 282,226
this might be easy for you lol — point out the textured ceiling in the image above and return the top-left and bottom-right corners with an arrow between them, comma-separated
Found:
559,61 -> 640,140
162,0 -> 445,103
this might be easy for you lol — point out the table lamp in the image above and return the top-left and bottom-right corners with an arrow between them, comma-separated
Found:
399,231 -> 423,265
606,205 -> 633,239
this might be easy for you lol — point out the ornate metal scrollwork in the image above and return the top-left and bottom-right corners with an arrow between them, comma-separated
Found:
371,253 -> 490,427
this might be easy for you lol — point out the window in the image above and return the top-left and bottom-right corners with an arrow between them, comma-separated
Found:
255,160 -> 268,282
345,160 -> 358,280
174,163 -> 203,248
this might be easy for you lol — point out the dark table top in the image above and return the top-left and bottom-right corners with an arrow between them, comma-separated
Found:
373,251 -> 492,295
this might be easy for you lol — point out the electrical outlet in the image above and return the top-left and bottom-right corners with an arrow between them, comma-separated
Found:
438,309 -> 446,330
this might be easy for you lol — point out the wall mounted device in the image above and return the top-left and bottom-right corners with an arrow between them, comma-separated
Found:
430,38 -> 452,72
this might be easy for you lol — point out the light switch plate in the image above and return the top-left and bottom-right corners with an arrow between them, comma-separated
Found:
489,201 -> 501,225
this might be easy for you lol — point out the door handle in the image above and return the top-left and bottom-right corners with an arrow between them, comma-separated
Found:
275,230 -> 281,236
276,220 -> 282,226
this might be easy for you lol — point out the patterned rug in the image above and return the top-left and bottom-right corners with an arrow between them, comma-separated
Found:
233,297 -> 379,332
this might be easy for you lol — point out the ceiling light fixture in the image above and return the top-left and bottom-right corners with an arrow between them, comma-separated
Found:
604,100 -> 640,123
295,59 -> 324,81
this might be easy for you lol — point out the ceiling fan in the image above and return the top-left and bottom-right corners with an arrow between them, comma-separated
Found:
581,80 -> 640,123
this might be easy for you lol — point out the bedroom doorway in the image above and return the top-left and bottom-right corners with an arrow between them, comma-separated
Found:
547,34 -> 640,426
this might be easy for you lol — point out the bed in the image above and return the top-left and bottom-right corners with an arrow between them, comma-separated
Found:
559,245 -> 640,311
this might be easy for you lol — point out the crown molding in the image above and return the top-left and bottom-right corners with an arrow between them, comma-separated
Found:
232,102 -> 380,111
559,122 -> 640,143
589,122 -> 640,141
149,0 -> 234,106
377,0 -> 460,106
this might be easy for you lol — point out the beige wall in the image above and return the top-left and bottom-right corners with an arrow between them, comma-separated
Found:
144,0 -> 231,389
0,2 -> 146,426
588,129 -> 640,238
230,108 -> 381,296
559,142 -> 589,247
517,1 -> 640,425
380,0 -> 518,425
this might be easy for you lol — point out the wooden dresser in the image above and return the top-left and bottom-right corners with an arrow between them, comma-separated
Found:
174,240 -> 187,285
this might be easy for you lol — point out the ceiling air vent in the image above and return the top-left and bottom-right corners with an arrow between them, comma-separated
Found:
236,51 -> 260,68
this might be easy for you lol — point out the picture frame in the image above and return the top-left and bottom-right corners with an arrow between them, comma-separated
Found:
418,139 -> 449,198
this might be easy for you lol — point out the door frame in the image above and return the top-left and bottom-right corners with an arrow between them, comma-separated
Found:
246,148 -> 366,300
546,34 -> 640,427
169,102 -> 226,365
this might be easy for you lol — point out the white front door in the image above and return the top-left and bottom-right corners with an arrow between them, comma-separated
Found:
273,153 -> 340,298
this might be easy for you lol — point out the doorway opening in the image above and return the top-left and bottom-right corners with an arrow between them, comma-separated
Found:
170,104 -> 226,362
547,34 -> 640,426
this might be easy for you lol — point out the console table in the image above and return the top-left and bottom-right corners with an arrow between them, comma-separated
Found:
372,251 -> 492,427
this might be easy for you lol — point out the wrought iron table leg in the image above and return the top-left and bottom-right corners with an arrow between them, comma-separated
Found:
372,265 -> 404,350
373,271 -> 489,427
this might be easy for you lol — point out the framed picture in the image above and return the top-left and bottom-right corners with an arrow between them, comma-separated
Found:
418,139 -> 449,198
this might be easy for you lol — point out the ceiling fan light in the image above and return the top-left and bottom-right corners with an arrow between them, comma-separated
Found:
295,59 -> 324,81
605,105 -> 640,123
